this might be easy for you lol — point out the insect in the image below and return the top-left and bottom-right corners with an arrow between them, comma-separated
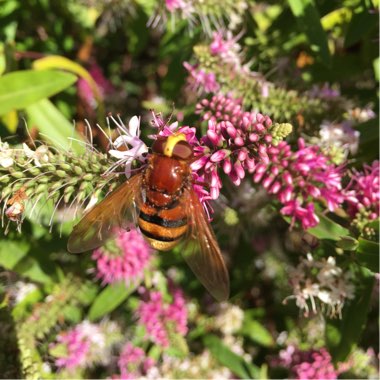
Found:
67,133 -> 230,301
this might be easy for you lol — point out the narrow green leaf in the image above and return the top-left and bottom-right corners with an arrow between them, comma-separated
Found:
344,10 -> 378,47
0,240 -> 29,269
308,213 -> 349,241
26,99 -> 84,154
241,318 -> 274,347
88,282 -> 136,321
327,268 -> 375,361
0,70 -> 77,115
288,0 -> 331,66
204,335 -> 260,379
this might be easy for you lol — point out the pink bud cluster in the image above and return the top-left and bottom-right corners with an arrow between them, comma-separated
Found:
117,343 -> 155,379
345,160 -> 379,220
137,287 -> 188,347
252,138 -> 344,229
194,95 -> 345,229
92,228 -> 153,286
194,94 -> 274,200
277,346 -> 338,379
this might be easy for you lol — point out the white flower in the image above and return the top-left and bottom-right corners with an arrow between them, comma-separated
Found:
23,143 -> 50,167
319,121 -> 360,155
215,302 -> 244,335
0,141 -> 14,168
107,115 -> 148,177
284,253 -> 355,318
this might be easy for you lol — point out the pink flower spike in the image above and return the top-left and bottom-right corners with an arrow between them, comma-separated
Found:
137,287 -> 188,348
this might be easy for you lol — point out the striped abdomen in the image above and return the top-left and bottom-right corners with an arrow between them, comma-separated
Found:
137,189 -> 188,251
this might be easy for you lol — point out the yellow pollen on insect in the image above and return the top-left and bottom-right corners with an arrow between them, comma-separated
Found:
164,133 -> 186,157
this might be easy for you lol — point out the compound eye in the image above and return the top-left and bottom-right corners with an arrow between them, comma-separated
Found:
172,140 -> 193,160
152,136 -> 167,155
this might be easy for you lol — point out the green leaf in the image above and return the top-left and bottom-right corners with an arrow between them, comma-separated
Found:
356,238 -> 379,272
336,236 -> 359,251
62,304 -> 82,323
288,0 -> 331,66
13,256 -> 54,284
26,98 -> 84,154
344,10 -> 378,47
0,240 -> 29,269
307,213 -> 349,241
204,335 -> 260,379
0,70 -> 77,115
88,282 -> 136,321
241,318 -> 274,347
326,267 -> 375,361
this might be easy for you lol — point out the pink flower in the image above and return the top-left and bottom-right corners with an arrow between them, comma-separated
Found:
194,95 -> 275,200
50,321 -> 112,371
117,343 -> 155,379
277,346 -> 338,379
183,62 -> 220,94
53,328 -> 90,370
252,138 -> 344,229
345,161 -> 380,220
92,228 -> 153,286
194,95 -> 345,229
209,32 -> 242,69
137,286 -> 188,348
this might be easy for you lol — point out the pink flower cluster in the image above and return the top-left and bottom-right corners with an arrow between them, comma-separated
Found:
117,343 -> 155,379
345,160 -> 379,220
195,95 -> 344,229
52,327 -> 91,370
254,138 -> 344,229
92,228 -> 153,285
50,321 -> 107,371
277,346 -> 338,379
194,95 -> 274,200
183,62 -> 220,94
137,287 -> 188,347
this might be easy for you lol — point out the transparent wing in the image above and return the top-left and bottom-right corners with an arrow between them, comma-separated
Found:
67,173 -> 142,253
181,189 -> 230,301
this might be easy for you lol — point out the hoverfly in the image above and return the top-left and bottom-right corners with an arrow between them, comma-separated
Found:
67,133 -> 230,301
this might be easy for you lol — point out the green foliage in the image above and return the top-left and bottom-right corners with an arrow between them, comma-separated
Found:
0,70 -> 77,115
326,267 -> 375,362
88,282 -> 138,321
204,335 -> 261,379
288,0 -> 331,66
